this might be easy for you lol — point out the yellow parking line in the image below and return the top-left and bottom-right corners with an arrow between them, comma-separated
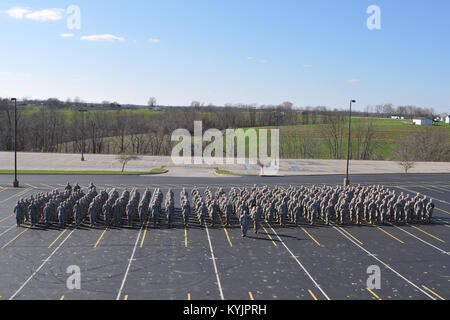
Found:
308,290 -> 318,300
49,226 -> 71,249
60,295 -> 65,300
1,226 -> 31,249
301,227 -> 322,247
187,293 -> 191,300
337,226 -> 363,245
248,291 -> 254,300
366,288 -> 382,300
218,215 -> 232,247
94,227 -> 109,248
26,184 -> 38,189
262,224 -> 277,247
124,295 -> 128,300
185,227 -> 188,248
140,221 -> 149,248
377,227 -> 405,244
436,208 -> 450,215
422,285 -> 445,300
223,227 -> 233,247
408,224 -> 445,243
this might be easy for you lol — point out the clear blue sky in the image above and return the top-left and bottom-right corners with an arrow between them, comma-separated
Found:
0,0 -> 449,112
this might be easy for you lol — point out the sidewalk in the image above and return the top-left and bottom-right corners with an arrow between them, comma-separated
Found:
0,152 -> 449,177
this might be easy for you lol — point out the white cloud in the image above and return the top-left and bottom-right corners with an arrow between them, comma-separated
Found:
5,7 -> 31,19
25,8 -> 64,22
301,64 -> 313,68
347,79 -> 361,83
0,71 -> 11,76
149,38 -> 160,43
59,33 -> 74,38
81,34 -> 125,42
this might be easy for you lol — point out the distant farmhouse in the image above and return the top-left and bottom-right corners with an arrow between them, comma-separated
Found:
434,113 -> 449,124
413,118 -> 433,126
391,115 -> 405,120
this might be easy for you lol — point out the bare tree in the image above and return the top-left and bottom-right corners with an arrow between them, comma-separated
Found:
148,97 -> 157,108
393,137 -> 415,174
116,154 -> 142,172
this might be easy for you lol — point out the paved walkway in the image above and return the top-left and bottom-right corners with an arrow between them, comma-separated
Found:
0,152 -> 449,177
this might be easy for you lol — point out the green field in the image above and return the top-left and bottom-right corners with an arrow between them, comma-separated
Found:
20,105 -> 450,161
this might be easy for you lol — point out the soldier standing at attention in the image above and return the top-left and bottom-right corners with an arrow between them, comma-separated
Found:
241,210 -> 250,237
253,205 -> 262,234
14,200 -> 24,227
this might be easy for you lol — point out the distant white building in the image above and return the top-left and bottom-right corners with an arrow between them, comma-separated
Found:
413,118 -> 433,126
445,115 -> 450,124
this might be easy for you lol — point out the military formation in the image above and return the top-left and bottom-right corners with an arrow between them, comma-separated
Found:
14,183 -> 435,238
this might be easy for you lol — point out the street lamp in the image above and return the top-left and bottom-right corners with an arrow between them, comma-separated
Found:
344,99 -> 356,187
79,110 -> 87,161
11,98 -> 19,188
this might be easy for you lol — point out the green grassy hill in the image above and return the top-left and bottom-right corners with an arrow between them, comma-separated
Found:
57,116 -> 450,161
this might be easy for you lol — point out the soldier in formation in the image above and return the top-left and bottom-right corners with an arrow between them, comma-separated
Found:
15,184 -> 436,233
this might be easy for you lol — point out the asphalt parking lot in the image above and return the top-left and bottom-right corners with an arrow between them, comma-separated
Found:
0,174 -> 448,300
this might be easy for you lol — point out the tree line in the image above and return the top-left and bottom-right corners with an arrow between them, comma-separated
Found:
0,99 -> 448,162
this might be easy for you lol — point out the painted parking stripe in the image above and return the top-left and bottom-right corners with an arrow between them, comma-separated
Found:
248,291 -> 254,300
422,285 -> 445,300
387,223 -> 448,255
94,227 -> 109,248
406,224 -> 445,243
218,214 -> 232,247
48,225 -> 72,249
140,221 -> 149,248
376,226 -> 405,244
116,224 -> 144,300
300,227 -> 322,247
1,226 -> 31,249
205,224 -> 225,300
0,187 -> 33,205
262,224 -> 277,247
336,225 -> 363,245
116,190 -> 156,300
332,225 -> 436,300
428,186 -> 447,193
436,208 -> 450,215
420,186 -> 444,194
308,290 -> 318,300
0,226 -> 15,238
366,288 -> 382,300
9,226 -> 79,300
396,186 -> 450,206
268,223 -> 330,300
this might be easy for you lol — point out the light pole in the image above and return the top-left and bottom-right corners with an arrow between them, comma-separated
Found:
11,98 -> 19,188
79,110 -> 87,161
344,99 -> 356,186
